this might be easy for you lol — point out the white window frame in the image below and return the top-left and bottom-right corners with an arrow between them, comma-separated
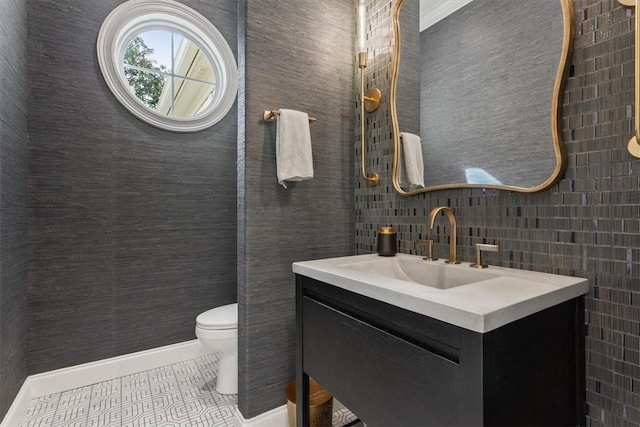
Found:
97,0 -> 237,132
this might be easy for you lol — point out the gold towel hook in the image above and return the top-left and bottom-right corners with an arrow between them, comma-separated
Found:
619,0 -> 640,157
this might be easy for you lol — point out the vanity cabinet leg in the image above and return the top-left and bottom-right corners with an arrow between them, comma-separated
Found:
575,297 -> 586,426
295,372 -> 310,427
296,276 -> 310,426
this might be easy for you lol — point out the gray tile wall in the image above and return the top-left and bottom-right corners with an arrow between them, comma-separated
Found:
357,0 -> 640,425
27,0 -> 238,374
0,0 -> 29,421
238,0 -> 355,418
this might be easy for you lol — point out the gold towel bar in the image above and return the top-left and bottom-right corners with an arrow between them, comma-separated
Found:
263,110 -> 317,123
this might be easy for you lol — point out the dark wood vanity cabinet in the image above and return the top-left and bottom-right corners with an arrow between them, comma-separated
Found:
295,275 -> 585,427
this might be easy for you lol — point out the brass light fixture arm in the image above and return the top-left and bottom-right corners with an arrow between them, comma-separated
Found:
359,52 -> 380,187
619,0 -> 640,157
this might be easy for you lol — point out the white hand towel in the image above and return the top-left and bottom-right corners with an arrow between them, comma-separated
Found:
399,132 -> 425,190
276,109 -> 314,188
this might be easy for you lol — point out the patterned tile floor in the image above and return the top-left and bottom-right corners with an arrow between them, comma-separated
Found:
18,353 -> 358,427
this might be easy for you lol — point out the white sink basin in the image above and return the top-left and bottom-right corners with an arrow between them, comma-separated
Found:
338,256 -> 499,289
293,253 -> 589,333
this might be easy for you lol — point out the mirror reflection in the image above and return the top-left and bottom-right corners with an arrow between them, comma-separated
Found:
123,30 -> 217,118
392,0 -> 573,194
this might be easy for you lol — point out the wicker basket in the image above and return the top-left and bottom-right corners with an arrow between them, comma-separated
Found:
285,378 -> 333,427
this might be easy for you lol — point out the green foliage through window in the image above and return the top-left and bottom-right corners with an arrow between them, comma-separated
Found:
123,37 -> 166,109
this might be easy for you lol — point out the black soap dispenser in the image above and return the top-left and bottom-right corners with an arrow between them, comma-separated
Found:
377,226 -> 398,256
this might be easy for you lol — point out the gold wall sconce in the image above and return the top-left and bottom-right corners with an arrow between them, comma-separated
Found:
358,0 -> 382,187
619,0 -> 640,158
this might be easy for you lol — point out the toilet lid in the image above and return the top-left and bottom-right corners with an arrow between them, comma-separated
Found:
196,303 -> 237,329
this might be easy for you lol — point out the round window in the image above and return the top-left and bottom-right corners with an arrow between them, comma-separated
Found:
97,0 -> 237,132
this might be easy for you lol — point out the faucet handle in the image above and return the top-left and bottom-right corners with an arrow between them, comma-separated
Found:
470,243 -> 499,269
417,239 -> 438,261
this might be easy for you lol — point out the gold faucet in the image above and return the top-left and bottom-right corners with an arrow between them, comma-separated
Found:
427,206 -> 460,264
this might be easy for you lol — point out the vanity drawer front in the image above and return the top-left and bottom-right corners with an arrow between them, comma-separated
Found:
302,296 -> 462,427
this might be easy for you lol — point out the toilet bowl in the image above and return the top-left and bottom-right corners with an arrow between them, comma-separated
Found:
195,302 -> 238,394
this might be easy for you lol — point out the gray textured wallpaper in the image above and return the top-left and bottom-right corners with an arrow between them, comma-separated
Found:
27,0 -> 238,374
0,0 -> 29,420
358,0 -> 640,425
238,0 -> 355,418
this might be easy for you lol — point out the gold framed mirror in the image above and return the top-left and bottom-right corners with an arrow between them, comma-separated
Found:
390,0 -> 574,195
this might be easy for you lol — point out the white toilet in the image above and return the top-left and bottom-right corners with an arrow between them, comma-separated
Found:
195,302 -> 238,395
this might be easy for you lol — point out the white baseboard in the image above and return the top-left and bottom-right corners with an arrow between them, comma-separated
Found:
1,340 -> 209,427
28,339 -> 209,397
234,404 -> 288,427
1,378 -> 31,427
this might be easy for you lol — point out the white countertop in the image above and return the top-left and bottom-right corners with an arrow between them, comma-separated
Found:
292,253 -> 589,333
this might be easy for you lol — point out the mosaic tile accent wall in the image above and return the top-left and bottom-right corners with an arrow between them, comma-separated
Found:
0,0 -> 29,421
356,0 -> 640,425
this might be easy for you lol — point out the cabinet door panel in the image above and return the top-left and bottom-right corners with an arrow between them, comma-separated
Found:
303,297 -> 461,427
